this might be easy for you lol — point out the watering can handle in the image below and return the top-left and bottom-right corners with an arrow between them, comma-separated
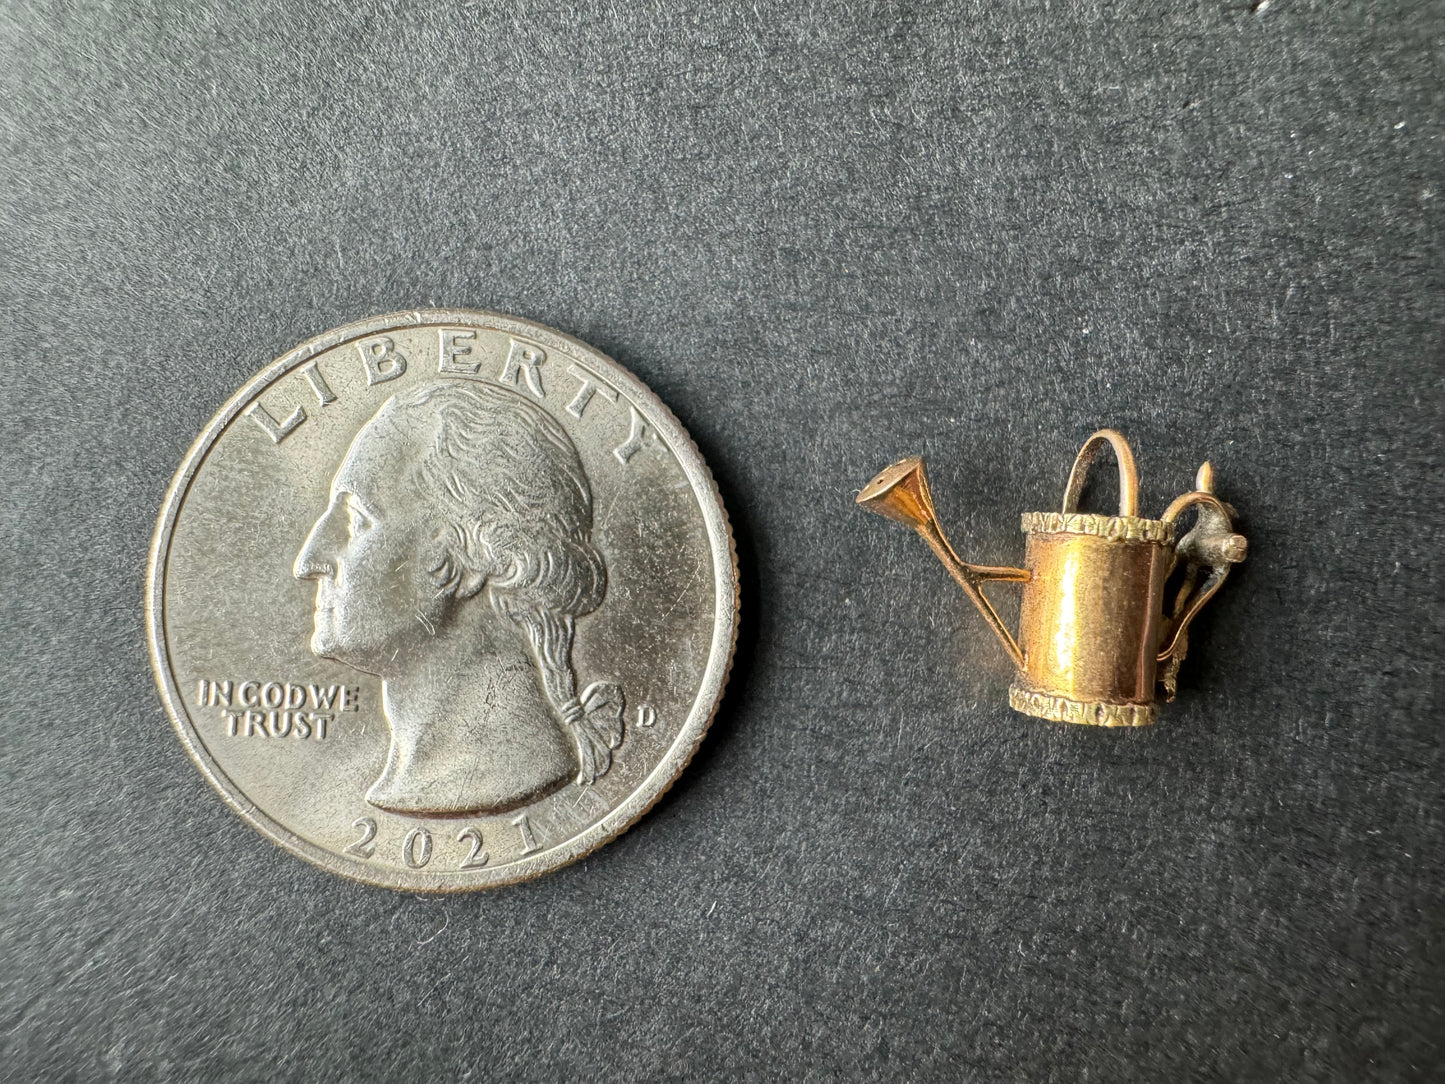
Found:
1155,480 -> 1247,663
1061,429 -> 1140,518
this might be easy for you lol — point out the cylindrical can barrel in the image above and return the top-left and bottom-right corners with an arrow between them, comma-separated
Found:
1009,511 -> 1174,727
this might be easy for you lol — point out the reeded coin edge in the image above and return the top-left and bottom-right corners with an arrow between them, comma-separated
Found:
146,308 -> 740,891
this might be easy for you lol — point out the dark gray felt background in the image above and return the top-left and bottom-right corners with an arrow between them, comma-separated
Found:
2,1 -> 1441,1081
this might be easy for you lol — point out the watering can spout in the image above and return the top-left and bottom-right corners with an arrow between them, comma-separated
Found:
857,456 -> 1029,669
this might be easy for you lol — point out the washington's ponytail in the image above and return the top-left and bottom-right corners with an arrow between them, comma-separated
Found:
507,605 -> 624,785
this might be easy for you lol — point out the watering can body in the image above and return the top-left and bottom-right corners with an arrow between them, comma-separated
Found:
1011,509 -> 1175,726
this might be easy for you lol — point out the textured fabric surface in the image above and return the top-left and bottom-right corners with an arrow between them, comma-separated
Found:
1,1 -> 1440,1080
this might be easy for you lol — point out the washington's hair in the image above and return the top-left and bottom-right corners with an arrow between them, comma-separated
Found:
386,380 -> 623,783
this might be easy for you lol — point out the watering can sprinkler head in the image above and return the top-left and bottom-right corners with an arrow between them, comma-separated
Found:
856,456 -> 936,531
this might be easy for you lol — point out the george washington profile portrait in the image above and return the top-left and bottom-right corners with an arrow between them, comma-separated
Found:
293,380 -> 624,817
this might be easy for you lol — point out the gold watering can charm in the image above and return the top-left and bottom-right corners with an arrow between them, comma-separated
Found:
857,429 -> 1246,727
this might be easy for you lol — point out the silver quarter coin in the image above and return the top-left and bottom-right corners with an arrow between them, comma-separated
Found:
147,310 -> 738,890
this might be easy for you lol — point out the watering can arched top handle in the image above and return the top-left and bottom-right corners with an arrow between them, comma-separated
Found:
1061,429 -> 1140,518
